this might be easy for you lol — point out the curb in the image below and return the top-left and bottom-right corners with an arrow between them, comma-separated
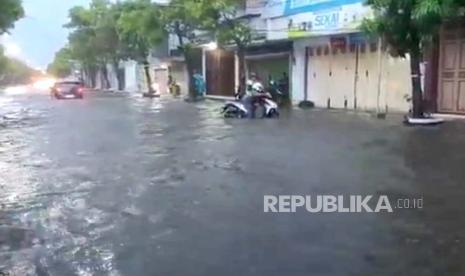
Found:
432,113 -> 465,121
204,95 -> 235,101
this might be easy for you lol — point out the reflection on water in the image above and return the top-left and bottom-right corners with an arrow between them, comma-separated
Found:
3,92 -> 465,275
0,119 -> 44,274
3,85 -> 28,96
0,94 -> 184,275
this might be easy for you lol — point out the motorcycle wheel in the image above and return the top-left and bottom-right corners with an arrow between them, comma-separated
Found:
267,109 -> 280,118
223,105 -> 246,118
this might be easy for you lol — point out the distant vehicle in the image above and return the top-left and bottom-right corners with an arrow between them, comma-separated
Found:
51,81 -> 84,99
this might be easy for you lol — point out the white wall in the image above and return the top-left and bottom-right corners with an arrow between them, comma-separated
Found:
124,60 -> 138,93
293,39 -> 411,112
291,37 -> 330,104
106,64 -> 119,91
170,61 -> 188,95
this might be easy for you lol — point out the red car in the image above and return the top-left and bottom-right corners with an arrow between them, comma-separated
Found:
51,81 -> 84,99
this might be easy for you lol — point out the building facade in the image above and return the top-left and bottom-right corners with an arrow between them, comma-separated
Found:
262,0 -> 412,112
426,23 -> 465,114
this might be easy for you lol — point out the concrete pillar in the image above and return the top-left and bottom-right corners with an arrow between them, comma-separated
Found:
202,48 -> 207,79
235,51 -> 239,92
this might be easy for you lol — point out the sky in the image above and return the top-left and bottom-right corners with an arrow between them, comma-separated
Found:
1,0 -> 91,69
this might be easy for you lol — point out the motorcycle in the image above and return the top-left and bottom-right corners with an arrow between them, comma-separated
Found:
268,79 -> 286,106
221,81 -> 279,118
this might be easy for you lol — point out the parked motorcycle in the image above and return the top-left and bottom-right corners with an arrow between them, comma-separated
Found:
268,79 -> 286,106
221,81 -> 279,118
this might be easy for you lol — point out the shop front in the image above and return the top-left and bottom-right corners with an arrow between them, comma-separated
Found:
205,48 -> 236,97
302,34 -> 410,112
264,0 -> 411,112
245,41 -> 293,104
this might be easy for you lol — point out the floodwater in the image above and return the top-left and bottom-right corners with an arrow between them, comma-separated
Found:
1,89 -> 465,275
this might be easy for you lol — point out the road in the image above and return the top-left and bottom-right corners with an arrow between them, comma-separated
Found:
1,89 -> 465,275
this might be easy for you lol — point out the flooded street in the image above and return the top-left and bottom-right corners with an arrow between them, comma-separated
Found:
1,90 -> 465,275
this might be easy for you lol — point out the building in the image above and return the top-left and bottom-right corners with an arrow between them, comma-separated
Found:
86,0 -> 465,116
201,0 -> 293,99
262,0 -> 412,113
198,0 -> 413,113
423,23 -> 465,114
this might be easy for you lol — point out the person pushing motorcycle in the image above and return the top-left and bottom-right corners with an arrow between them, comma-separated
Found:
243,73 -> 264,118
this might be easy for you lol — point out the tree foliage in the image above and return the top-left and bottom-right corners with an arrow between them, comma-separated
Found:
205,0 -> 252,49
54,0 -> 252,95
0,55 -> 38,85
0,0 -> 30,85
117,0 -> 164,93
117,0 -> 163,62
65,4 -> 100,86
0,45 -> 8,79
207,0 -> 252,95
47,47 -> 73,78
0,0 -> 24,34
62,0 -> 126,88
55,0 -> 164,91
160,0 -> 250,97
159,0 -> 206,97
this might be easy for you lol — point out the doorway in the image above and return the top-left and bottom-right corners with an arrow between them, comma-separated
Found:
206,49 -> 235,96
438,26 -> 465,114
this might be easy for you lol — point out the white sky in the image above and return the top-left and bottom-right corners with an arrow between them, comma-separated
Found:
4,0 -> 91,69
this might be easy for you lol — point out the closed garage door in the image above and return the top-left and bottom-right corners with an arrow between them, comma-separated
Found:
307,46 -> 356,108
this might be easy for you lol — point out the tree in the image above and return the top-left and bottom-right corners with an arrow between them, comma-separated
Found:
89,0 -> 125,89
95,2 -> 126,90
66,5 -> 100,87
0,0 -> 24,34
68,30 -> 99,87
65,0 -> 125,89
47,47 -> 73,78
206,0 -> 252,96
362,0 -> 460,118
0,56 -> 38,85
117,0 -> 164,94
160,0 -> 206,98
0,0 -> 24,83
0,46 -> 8,81
160,0 -> 252,98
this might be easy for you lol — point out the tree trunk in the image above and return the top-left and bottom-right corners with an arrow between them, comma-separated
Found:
87,68 -> 93,88
177,33 -> 195,99
237,46 -> 246,96
88,66 -> 97,89
185,49 -> 195,99
143,60 -> 154,94
113,61 -> 123,91
82,67 -> 89,87
101,64 -> 111,89
410,45 -> 423,118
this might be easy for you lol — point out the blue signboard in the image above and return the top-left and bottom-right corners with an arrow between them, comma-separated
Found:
284,0 -> 364,16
